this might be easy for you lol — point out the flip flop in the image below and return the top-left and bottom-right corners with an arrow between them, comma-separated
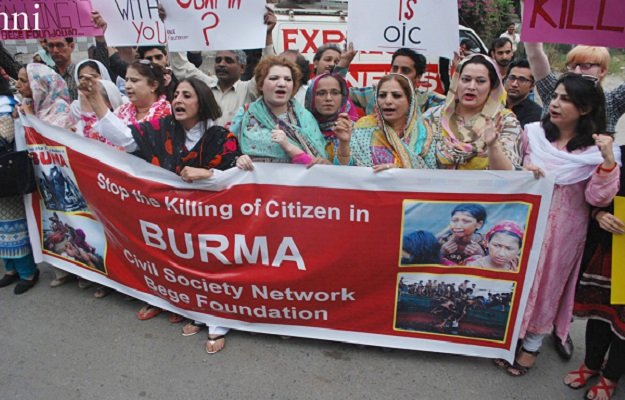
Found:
168,313 -> 184,324
182,321 -> 203,337
136,305 -> 162,320
205,335 -> 226,354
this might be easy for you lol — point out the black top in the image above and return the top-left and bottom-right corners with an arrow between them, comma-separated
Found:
511,97 -> 542,129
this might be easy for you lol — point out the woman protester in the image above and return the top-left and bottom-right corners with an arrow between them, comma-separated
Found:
73,59 -> 126,144
15,63 -> 73,289
81,75 -> 240,354
15,63 -> 72,130
348,73 -> 436,170
562,145 -> 625,400
494,74 -> 620,377
0,74 -> 39,294
231,56 -> 328,170
423,54 -> 522,170
304,72 -> 359,161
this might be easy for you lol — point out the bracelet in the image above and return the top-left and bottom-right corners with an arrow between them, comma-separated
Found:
597,163 -> 618,173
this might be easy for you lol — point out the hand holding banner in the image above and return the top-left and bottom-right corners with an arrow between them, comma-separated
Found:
160,0 -> 266,52
347,0 -> 459,57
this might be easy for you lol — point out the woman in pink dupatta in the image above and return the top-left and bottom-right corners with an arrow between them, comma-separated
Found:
495,74 -> 621,377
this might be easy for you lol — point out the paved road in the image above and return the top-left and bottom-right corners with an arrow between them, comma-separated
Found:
1,263 -> 623,400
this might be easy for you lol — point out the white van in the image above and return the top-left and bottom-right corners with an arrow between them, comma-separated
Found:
270,1 -> 488,93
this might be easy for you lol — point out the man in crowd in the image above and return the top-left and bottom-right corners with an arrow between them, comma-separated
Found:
167,10 -> 277,125
47,37 -> 78,100
504,59 -> 541,128
500,23 -> 520,53
489,37 -> 514,78
348,48 -> 446,115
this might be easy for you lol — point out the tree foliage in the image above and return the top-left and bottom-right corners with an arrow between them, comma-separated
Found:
458,0 -> 518,46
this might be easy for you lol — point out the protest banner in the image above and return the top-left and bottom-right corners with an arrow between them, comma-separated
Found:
22,115 -> 554,362
159,0 -> 266,52
92,0 -> 166,46
521,0 -> 625,48
612,196 -> 625,305
0,0 -> 101,40
347,0 -> 458,57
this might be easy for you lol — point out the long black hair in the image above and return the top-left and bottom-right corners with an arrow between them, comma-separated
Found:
543,73 -> 607,152
175,77 -> 222,122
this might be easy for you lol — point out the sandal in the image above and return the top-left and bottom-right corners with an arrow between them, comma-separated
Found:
493,358 -> 511,370
506,348 -> 539,377
49,274 -> 73,288
167,313 -> 184,324
586,376 -> 617,400
205,335 -> 226,354
564,364 -> 600,389
182,321 -> 203,337
136,305 -> 162,320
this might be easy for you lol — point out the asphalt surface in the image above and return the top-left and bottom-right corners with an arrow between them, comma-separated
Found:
1,263 -> 623,400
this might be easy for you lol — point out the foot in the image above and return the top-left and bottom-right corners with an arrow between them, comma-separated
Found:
94,286 -> 113,299
14,270 -> 39,295
77,278 -> 93,289
554,333 -> 574,360
182,321 -> 203,336
205,335 -> 226,354
49,274 -> 72,288
0,272 -> 19,288
493,358 -> 511,370
136,305 -> 162,320
586,376 -> 617,400
507,348 -> 538,377
564,364 -> 600,389
167,313 -> 184,324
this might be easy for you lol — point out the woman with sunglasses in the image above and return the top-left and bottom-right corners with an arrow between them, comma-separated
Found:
526,43 -> 624,134
495,74 -> 620,378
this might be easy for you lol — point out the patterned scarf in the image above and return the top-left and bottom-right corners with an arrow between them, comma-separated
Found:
373,74 -> 430,168
437,54 -> 510,169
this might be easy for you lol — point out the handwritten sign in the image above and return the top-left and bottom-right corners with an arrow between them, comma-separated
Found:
521,0 -> 625,48
347,0 -> 459,57
612,196 -> 625,304
92,0 -> 166,46
160,0 -> 265,52
0,0 -> 102,40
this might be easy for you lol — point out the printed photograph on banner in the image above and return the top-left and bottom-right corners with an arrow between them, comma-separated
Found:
400,200 -> 530,271
395,273 -> 515,342
41,209 -> 107,274
28,144 -> 89,213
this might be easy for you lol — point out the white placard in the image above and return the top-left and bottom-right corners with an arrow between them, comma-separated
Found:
348,0 -> 459,57
161,0 -> 266,52
93,0 -> 167,46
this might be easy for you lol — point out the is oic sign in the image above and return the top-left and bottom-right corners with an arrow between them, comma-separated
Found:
348,0 -> 459,57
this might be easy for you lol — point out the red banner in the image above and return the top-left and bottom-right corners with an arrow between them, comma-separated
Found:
22,116 -> 554,361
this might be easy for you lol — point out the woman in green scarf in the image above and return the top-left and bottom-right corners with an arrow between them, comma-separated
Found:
230,56 -> 328,169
